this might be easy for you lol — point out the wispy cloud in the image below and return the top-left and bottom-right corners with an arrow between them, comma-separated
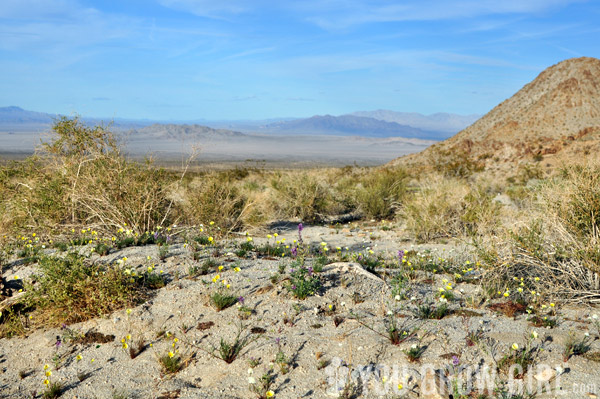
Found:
221,47 -> 276,61
156,0 -> 254,19
291,0 -> 584,29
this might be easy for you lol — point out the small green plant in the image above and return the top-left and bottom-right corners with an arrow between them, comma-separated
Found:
238,305 -> 254,320
210,291 -> 238,311
211,325 -> 256,363
111,390 -> 130,399
356,253 -> 381,274
498,332 -> 543,378
248,357 -> 261,368
493,380 -> 537,399
195,235 -> 212,245
413,302 -> 450,320
274,338 -> 291,374
158,351 -> 182,374
249,368 -> 275,399
528,314 -> 558,328
158,243 -> 169,261
403,342 -> 426,362
269,274 -> 279,285
351,312 -> 418,346
288,266 -> 321,299
42,364 -> 62,399
93,242 -> 111,256
337,379 -> 360,399
317,359 -> 330,370
313,255 -> 328,272
278,262 -> 286,274
563,333 -> 592,361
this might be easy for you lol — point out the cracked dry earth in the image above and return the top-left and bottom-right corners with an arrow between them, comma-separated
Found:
1,223 -> 600,399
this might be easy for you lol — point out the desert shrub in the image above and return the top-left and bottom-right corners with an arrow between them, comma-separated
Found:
270,172 -> 334,222
402,175 -> 500,241
0,158 -> 70,229
18,253 -> 141,329
2,118 -> 178,233
430,148 -> 485,178
354,167 -> 407,219
481,219 -> 600,303
482,164 -> 600,304
544,164 -> 600,241
184,173 -> 248,231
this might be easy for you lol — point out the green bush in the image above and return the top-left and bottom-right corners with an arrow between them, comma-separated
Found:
20,253 -> 140,328
270,172 -> 333,223
185,174 -> 247,231
355,168 -> 407,219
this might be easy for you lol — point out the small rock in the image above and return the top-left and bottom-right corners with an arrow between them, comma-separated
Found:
533,368 -> 556,382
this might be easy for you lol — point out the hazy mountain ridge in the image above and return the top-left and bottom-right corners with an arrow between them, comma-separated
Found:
258,114 -> 444,139
127,123 -> 246,140
0,106 -> 477,141
349,110 -> 481,133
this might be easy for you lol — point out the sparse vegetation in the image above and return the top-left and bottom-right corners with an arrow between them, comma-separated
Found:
2,117 -> 600,398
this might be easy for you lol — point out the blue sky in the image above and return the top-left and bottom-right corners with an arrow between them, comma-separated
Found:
1,0 -> 598,120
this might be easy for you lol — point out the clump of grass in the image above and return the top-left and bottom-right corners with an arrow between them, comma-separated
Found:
404,343 -> 427,362
354,167 -> 407,219
351,312 -> 418,346
270,172 -> 336,223
563,334 -> 592,361
498,333 -> 544,378
210,291 -> 238,311
413,302 -> 450,320
402,175 -> 499,241
257,243 -> 287,257
158,351 -> 183,374
43,381 -> 62,399
184,174 -> 248,231
210,326 -> 256,363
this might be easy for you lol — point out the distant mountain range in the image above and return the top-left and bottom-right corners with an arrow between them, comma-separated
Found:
349,110 -> 481,134
0,106 -> 479,140
255,114 -> 441,139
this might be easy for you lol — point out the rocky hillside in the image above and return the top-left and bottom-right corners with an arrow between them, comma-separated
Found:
391,57 -> 600,176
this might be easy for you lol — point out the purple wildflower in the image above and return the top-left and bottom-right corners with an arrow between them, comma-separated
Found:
397,250 -> 405,261
298,223 -> 303,232
291,246 -> 297,257
452,355 -> 460,367
291,285 -> 297,290
238,296 -> 245,305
